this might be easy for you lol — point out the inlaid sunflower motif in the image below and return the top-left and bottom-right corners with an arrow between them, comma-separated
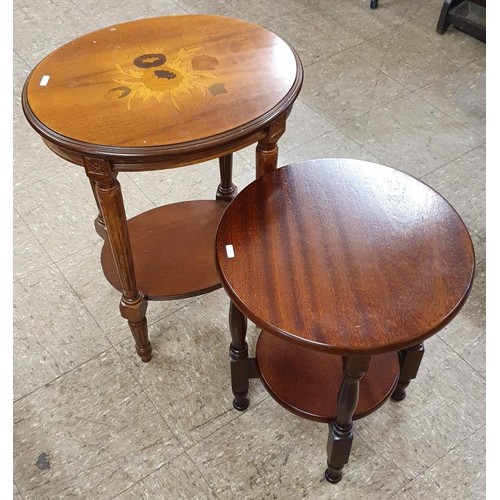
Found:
105,47 -> 226,111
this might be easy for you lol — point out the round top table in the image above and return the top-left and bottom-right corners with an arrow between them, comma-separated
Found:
21,15 -> 303,362
216,158 -> 475,355
215,159 -> 475,483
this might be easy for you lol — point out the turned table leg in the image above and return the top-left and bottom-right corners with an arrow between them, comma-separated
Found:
256,113 -> 287,178
88,177 -> 108,240
391,342 -> 425,401
84,157 -> 152,362
325,355 -> 371,484
216,154 -> 237,202
229,301 -> 250,410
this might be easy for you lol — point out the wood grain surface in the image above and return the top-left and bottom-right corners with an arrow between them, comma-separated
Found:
215,159 -> 475,354
257,330 -> 399,422
23,15 -> 302,153
101,200 -> 227,299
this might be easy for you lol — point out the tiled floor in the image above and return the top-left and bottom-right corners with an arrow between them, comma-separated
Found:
13,0 -> 485,498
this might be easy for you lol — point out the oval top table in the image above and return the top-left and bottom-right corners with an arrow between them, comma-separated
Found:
215,159 -> 475,483
22,15 -> 303,362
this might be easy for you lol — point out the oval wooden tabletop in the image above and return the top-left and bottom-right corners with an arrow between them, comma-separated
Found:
215,159 -> 475,355
22,15 -> 302,152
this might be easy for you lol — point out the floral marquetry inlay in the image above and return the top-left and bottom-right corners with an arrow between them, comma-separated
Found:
24,15 -> 301,148
106,47 -> 226,111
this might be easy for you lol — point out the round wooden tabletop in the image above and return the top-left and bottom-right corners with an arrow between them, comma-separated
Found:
215,159 -> 475,355
22,15 -> 302,161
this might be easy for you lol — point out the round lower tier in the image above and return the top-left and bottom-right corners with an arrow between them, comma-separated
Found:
101,200 -> 228,300
256,330 -> 400,423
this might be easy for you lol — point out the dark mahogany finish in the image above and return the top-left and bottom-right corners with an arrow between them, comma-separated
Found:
22,15 -> 303,361
229,301 -> 250,411
391,342 -> 425,401
216,159 -> 475,356
216,154 -> 237,202
215,158 -> 475,482
437,0 -> 485,42
326,355 -> 370,484
257,331 -> 399,422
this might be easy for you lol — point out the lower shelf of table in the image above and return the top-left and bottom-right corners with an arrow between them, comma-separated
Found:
256,330 -> 400,423
101,200 -> 228,300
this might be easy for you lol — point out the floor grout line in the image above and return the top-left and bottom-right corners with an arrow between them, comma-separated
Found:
12,345 -> 116,405
418,141 -> 486,180
400,423 -> 486,494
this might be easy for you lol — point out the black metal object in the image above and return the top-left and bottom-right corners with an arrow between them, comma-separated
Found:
437,0 -> 486,43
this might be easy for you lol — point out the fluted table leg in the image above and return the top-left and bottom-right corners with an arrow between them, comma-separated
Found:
84,157 -> 152,362
216,154 -> 237,202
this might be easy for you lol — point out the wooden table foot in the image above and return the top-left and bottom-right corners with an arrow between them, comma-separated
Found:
120,294 -> 152,363
391,342 -> 425,401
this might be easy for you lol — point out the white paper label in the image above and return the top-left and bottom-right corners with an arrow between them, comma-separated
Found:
226,244 -> 235,258
40,75 -> 50,86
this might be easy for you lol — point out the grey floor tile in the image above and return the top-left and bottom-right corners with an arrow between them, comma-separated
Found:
279,128 -> 382,167
13,50 -> 31,117
392,489 -> 417,500
14,209 -> 52,282
179,0 -> 279,27
339,93 -> 483,177
438,259 -> 485,376
421,144 -> 485,260
115,294 -> 268,449
351,19 -> 485,92
14,168 -> 102,261
355,335 -> 485,481
188,397 -> 406,499
56,241 -> 198,346
14,0 -> 97,67
471,233 -> 486,264
13,265 -> 111,400
416,57 -> 485,139
381,0 -> 449,33
127,155 -> 252,207
115,453 -> 217,500
13,350 -> 183,500
405,425 -> 485,500
13,483 -> 22,499
13,116 -> 68,188
238,99 -> 336,166
295,0 -> 400,49
259,10 -> 347,68
14,169 -> 155,262
300,49 -> 409,128
75,0 -> 187,29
